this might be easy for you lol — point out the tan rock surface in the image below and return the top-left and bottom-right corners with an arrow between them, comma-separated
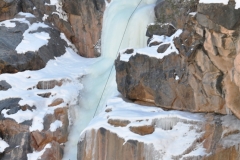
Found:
115,2 -> 240,119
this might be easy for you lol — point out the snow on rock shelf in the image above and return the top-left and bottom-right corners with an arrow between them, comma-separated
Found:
15,22 -> 50,54
120,29 -> 182,62
0,12 -> 34,28
0,12 -> 69,73
78,96 -> 240,160
27,144 -> 51,160
50,120 -> 63,132
0,44 -> 97,159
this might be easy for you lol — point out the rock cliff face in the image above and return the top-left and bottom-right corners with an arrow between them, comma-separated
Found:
0,0 -> 106,58
2,0 -> 240,159
0,13 -> 67,73
116,1 -> 240,119
63,0 -> 106,57
78,97 -> 240,160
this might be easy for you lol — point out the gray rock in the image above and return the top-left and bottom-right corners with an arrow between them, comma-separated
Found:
0,16 -> 67,73
0,80 -> 12,91
197,3 -> 240,30
115,0 -> 240,117
146,24 -> 176,38
154,0 -> 198,28
0,98 -> 21,114
157,43 -> 170,53
0,132 -> 32,160
20,0 -> 106,58
123,49 -> 134,54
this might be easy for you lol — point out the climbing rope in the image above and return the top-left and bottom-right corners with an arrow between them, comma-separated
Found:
93,0 -> 144,118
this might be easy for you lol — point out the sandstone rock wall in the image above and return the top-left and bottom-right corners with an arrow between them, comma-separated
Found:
116,1 -> 240,119
63,0 -> 106,57
78,128 -> 147,160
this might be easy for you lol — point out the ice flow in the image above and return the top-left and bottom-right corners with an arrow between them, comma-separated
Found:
63,0 -> 157,159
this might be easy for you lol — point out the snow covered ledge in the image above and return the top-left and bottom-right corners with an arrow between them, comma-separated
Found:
78,96 -> 240,160
119,29 -> 182,62
78,97 -> 207,160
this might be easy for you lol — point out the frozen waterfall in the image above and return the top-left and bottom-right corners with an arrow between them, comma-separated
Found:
63,0 -> 157,159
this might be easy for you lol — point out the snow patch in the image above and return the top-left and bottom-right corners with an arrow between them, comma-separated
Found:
181,145 -> 207,159
2,109 -> 34,124
18,12 -> 35,18
27,144 -> 51,160
120,29 -> 182,62
50,120 -> 63,132
0,47 -> 96,131
105,0 -> 110,7
42,14 -> 49,21
0,20 -> 17,28
15,22 -> 50,54
0,138 -> 9,153
60,33 -> 78,52
189,12 -> 197,16
0,12 -> 34,28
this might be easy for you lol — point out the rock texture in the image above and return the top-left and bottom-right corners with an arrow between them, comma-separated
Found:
116,1 -> 240,119
63,0 -> 106,57
0,103 -> 69,160
155,0 -> 198,29
0,78 -> 71,159
22,0 -> 106,57
0,14 -> 67,73
78,105 -> 240,160
0,0 -> 107,58
0,0 -> 21,21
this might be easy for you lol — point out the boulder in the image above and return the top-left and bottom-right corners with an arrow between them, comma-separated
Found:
146,23 -> 176,38
116,1 -> 240,118
197,3 -> 240,30
157,43 -> 170,53
0,14 -> 67,73
0,80 -> 12,91
20,0 -> 107,57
